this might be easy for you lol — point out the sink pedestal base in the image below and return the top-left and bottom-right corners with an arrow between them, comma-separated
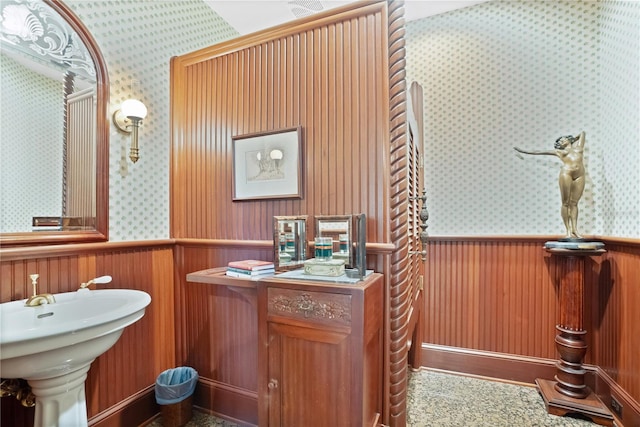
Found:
29,361 -> 93,427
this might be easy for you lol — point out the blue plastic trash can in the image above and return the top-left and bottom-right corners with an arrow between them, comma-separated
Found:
155,367 -> 198,427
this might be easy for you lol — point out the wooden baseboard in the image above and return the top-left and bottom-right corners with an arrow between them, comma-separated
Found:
420,344 -> 639,427
87,378 -> 258,427
89,385 -> 157,427
420,343 -> 559,385
193,378 -> 258,426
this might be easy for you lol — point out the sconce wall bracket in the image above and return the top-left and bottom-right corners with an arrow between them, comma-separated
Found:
113,99 -> 146,163
113,110 -> 133,134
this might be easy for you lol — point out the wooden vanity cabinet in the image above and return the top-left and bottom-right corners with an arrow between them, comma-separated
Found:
257,273 -> 384,427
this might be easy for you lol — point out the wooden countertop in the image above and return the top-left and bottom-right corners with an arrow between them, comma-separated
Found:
186,267 -> 379,290
186,267 -> 262,288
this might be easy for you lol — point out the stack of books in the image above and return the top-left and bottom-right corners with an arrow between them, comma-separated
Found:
226,260 -> 275,279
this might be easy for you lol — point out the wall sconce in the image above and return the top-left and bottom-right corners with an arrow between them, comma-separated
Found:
113,99 -> 147,163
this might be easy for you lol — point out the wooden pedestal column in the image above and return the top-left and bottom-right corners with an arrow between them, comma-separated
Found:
536,247 -> 613,426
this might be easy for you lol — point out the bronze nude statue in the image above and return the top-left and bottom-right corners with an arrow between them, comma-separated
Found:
514,131 -> 586,240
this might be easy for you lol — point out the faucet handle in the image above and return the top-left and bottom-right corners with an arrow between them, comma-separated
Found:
29,274 -> 39,296
80,275 -> 113,289
93,275 -> 113,285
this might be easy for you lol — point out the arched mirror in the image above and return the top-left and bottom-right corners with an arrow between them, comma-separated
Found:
0,0 -> 108,246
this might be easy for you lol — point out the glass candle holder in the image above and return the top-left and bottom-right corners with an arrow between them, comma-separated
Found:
314,237 -> 333,261
285,233 -> 295,252
339,234 -> 349,253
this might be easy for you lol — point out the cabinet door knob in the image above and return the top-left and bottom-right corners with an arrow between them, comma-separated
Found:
268,379 -> 279,390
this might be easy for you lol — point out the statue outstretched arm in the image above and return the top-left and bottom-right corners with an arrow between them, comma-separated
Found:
513,146 -> 556,156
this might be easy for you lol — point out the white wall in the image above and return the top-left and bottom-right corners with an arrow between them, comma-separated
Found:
63,0 -> 638,240
406,0 -> 639,238
1,56 -> 63,232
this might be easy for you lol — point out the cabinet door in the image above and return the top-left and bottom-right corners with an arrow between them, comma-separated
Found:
268,322 -> 351,427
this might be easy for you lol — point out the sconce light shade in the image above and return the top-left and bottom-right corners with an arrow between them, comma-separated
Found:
113,98 -> 147,163
120,99 -> 147,120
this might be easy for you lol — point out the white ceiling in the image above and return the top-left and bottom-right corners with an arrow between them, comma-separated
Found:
205,1 -> 490,35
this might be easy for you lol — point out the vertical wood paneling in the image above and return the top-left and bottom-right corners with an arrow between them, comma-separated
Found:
171,2 -> 405,423
423,238 -> 640,407
2,236 -> 636,427
87,247 -> 176,415
587,243 -> 640,404
0,244 -> 176,427
171,5 -> 390,243
174,245 -> 272,391
425,240 -> 559,358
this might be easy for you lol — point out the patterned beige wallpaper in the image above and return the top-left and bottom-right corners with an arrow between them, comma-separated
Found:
66,0 -> 238,241
595,1 -> 640,237
1,55 -> 64,232
57,0 -> 638,240
406,0 -> 639,238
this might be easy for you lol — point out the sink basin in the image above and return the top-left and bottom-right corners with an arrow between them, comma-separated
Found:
0,288 -> 151,427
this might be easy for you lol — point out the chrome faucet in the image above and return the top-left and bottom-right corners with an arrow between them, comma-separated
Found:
24,274 -> 56,307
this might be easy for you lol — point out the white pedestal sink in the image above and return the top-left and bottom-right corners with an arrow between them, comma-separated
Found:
0,288 -> 151,427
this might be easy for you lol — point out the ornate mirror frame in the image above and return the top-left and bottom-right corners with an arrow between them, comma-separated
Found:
0,0 -> 109,247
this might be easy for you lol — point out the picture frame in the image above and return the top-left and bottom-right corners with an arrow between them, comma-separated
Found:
232,127 -> 302,201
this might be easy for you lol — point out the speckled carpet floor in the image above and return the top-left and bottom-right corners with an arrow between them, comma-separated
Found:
147,369 -> 597,426
406,370 -> 595,427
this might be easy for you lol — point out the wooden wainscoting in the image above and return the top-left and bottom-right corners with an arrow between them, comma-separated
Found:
173,239 -> 392,426
3,236 -> 636,426
0,241 -> 176,427
419,236 -> 640,427
174,240 -> 273,424
170,1 -> 394,243
170,1 -> 413,424
588,240 -> 640,427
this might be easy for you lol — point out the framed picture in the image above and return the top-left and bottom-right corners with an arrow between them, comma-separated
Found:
232,127 -> 302,201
